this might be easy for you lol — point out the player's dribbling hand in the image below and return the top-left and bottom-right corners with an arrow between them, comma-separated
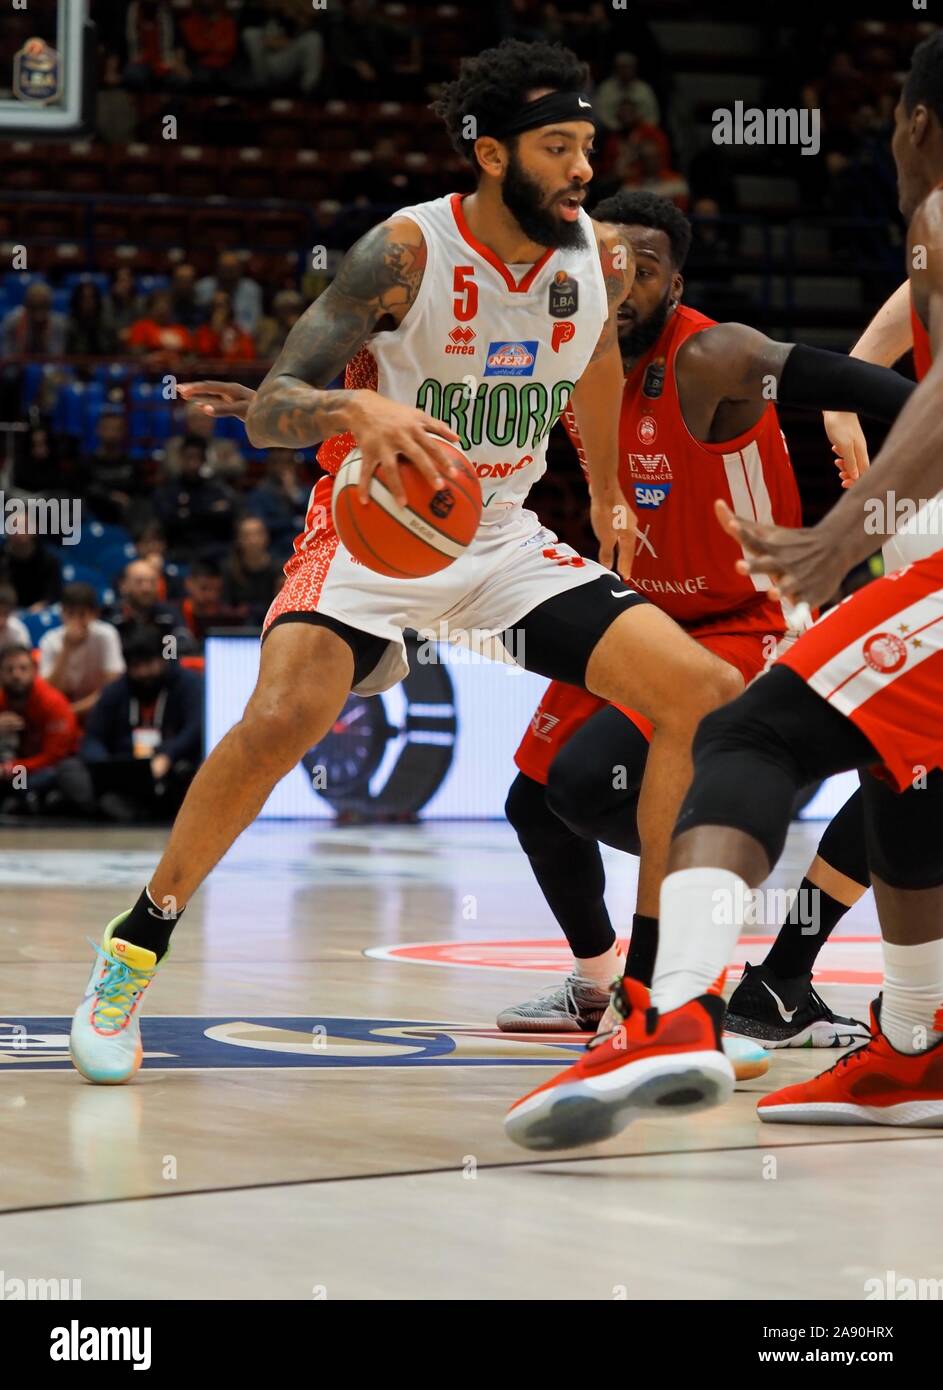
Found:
345,392 -> 462,506
715,498 -> 847,609
177,381 -> 256,420
823,410 -> 870,488
591,488 -> 637,579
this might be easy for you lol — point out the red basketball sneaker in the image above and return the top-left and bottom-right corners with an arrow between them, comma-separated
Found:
504,978 -> 735,1151
758,1001 -> 943,1127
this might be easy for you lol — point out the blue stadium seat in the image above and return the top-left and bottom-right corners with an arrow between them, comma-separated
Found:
20,606 -> 62,646
51,289 -> 71,316
67,520 -> 134,568
63,272 -> 110,293
2,271 -> 47,306
92,362 -> 137,386
59,562 -> 113,605
135,274 -> 170,296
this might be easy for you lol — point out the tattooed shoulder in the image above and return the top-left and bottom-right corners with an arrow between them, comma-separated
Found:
594,220 -> 635,308
331,216 -> 428,327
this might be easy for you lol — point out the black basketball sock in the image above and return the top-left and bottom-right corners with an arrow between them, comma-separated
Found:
624,913 -> 658,987
763,877 -> 848,979
115,887 -> 184,962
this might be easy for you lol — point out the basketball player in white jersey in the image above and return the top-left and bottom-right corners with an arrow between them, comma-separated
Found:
69,38 -> 739,1083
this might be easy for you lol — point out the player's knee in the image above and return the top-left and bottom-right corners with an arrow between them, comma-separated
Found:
546,746 -> 616,829
505,771 -> 571,853
239,686 -> 338,768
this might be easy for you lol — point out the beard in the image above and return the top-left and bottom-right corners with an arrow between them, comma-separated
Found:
619,288 -> 673,361
502,149 -> 587,251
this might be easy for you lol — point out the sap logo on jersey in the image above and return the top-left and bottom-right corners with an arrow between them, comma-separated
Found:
484,341 -> 539,376
634,483 -> 672,509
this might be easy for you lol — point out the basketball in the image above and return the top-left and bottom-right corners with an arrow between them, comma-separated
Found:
331,433 -> 481,578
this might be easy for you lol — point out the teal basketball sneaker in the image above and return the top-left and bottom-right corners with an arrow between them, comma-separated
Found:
70,911 -> 160,1084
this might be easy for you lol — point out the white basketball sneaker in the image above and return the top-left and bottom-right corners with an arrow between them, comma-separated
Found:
70,912 -> 160,1084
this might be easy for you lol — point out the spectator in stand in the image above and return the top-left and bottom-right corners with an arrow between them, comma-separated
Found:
193,291 -> 256,361
110,559 -> 192,654
134,523 -> 174,597
181,559 -> 247,648
242,0 -> 325,96
76,624 -> 203,823
109,265 -> 144,342
245,449 -> 308,556
0,585 -> 30,651
169,262 -> 205,331
10,426 -> 61,498
179,0 -> 239,87
0,644 -> 79,815
123,0 -> 188,87
78,411 -> 152,530
65,280 -> 117,357
195,252 -> 263,336
328,0 -> 402,98
626,141 -> 689,211
597,97 -> 671,188
38,583 -> 125,725
127,289 -> 194,356
594,51 -> 660,130
221,516 -> 283,625
255,288 -> 304,358
154,437 -> 236,559
165,401 -> 245,483
1,282 -> 67,357
0,523 -> 62,611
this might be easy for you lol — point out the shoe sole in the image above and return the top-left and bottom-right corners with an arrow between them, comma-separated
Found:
496,1015 -> 599,1034
69,1038 -> 142,1085
758,1099 -> 943,1126
724,1014 -> 870,1049
505,1051 -> 735,1152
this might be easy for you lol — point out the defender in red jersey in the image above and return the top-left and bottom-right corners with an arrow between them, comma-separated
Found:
506,35 -> 943,1148
502,191 -> 912,1047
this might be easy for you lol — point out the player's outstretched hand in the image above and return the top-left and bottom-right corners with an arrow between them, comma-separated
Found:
591,488 -> 637,579
715,498 -> 846,609
177,381 -> 256,420
823,410 -> 870,488
345,392 -> 462,506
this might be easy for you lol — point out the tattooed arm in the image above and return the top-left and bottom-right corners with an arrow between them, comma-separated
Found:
244,217 -> 459,502
569,221 -> 637,577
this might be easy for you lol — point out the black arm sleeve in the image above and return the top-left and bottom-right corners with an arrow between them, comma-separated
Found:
777,343 -> 915,422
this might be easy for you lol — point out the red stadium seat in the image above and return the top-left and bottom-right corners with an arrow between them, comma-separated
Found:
0,140 -> 54,191
112,144 -> 166,196
224,148 -> 278,201
173,146 -> 220,198
59,142 -> 109,193
277,149 -> 331,204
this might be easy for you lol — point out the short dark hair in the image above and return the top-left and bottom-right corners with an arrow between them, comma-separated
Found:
122,623 -> 164,665
0,642 -> 33,663
61,582 -> 99,612
591,190 -> 692,269
903,31 -> 943,126
432,38 -> 590,172
188,559 -> 221,580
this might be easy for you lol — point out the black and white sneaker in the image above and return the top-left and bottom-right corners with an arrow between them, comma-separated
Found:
724,961 -> 870,1049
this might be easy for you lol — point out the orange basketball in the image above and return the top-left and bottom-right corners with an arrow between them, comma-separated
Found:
331,433 -> 481,578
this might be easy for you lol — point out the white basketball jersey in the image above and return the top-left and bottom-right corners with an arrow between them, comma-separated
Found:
365,193 -> 608,523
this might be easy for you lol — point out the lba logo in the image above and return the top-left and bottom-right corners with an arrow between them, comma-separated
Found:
484,340 -> 538,376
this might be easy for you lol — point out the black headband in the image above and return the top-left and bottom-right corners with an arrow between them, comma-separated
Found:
482,90 -> 596,141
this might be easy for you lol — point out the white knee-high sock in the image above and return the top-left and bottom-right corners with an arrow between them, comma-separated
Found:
880,938 -> 943,1054
651,867 -> 748,1012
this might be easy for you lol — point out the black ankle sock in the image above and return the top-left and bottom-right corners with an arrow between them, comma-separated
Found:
117,888 -> 184,961
764,877 -> 848,979
624,913 -> 658,987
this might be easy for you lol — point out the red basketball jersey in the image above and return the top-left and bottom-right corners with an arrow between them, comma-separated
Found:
911,294 -> 932,381
563,304 -> 802,626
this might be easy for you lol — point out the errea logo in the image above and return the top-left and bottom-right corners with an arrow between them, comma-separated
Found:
445,325 -> 476,355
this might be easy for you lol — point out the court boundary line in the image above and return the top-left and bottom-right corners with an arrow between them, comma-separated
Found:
3,1133 -> 942,1220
